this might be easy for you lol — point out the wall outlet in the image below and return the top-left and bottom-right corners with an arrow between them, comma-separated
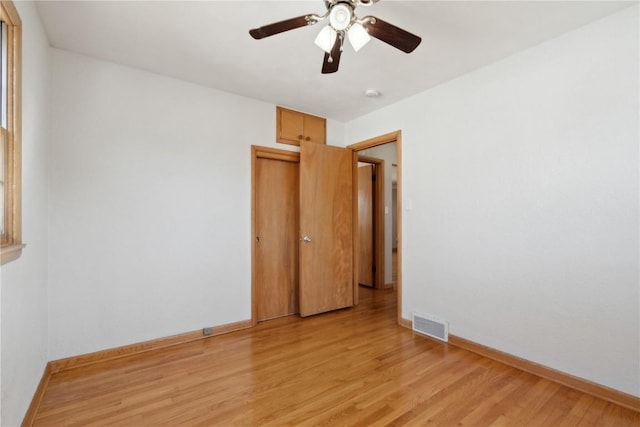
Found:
202,327 -> 213,336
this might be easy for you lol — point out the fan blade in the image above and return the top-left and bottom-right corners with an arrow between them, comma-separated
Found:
362,17 -> 421,53
321,36 -> 342,74
250,15 -> 316,39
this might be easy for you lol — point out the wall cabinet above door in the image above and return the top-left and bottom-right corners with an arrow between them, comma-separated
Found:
276,106 -> 326,146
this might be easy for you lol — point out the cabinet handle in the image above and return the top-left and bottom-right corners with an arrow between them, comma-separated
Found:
298,135 -> 304,140
305,136 -> 311,141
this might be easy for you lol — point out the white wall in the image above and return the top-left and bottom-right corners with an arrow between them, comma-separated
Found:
48,49 -> 344,360
0,1 -> 51,425
346,6 -> 639,397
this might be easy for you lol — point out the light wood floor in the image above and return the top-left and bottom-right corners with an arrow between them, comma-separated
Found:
33,287 -> 638,426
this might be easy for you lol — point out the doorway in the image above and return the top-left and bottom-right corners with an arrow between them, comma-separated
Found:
251,131 -> 403,326
348,131 -> 402,325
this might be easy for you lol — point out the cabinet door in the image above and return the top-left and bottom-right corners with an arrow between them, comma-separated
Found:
304,114 -> 326,145
277,107 -> 304,145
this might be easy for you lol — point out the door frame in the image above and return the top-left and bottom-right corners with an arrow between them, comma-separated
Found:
356,155 -> 385,290
251,145 -> 300,326
348,131 -> 403,325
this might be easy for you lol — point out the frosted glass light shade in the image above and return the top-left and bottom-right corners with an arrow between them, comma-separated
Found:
314,26 -> 337,53
329,3 -> 351,31
348,23 -> 370,52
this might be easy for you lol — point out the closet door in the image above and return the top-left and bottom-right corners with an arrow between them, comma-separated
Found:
255,156 -> 299,321
299,141 -> 353,317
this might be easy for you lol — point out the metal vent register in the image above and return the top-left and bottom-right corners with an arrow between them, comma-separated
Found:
412,313 -> 449,342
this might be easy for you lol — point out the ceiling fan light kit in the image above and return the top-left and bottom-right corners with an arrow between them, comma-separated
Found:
329,3 -> 352,31
249,0 -> 421,74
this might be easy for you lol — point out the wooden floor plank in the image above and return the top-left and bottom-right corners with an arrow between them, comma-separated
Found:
32,287 -> 638,426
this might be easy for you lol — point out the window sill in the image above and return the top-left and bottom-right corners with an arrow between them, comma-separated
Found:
1,243 -> 26,265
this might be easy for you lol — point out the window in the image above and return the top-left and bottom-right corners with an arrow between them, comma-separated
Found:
0,0 -> 21,265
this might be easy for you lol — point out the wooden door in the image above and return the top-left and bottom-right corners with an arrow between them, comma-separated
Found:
358,164 -> 374,287
299,141 -> 353,317
255,157 -> 299,321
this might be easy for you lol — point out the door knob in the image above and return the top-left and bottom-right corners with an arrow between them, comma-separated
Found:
302,235 -> 312,243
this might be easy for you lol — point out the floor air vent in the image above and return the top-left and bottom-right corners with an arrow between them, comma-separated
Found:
412,312 -> 449,342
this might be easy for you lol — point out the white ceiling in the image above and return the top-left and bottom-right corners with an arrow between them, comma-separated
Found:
36,1 -> 634,122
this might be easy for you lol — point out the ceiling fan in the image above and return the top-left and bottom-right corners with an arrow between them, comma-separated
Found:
249,0 -> 421,74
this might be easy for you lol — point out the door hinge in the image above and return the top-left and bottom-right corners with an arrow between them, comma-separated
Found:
372,265 -> 376,273
372,173 -> 376,182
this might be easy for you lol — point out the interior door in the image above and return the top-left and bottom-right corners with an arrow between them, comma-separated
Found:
358,164 -> 375,287
299,141 -> 353,317
255,157 -> 299,321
